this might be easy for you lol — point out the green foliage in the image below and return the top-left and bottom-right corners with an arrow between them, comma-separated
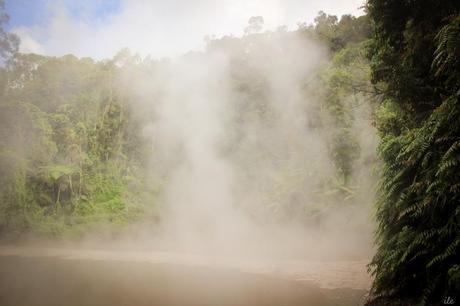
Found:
369,94 -> 460,305
41,164 -> 79,181
0,53 -> 154,238
299,11 -> 371,52
207,12 -> 374,221
322,41 -> 374,183
0,0 -> 19,64
432,15 -> 460,93
367,0 -> 460,114
366,1 -> 460,304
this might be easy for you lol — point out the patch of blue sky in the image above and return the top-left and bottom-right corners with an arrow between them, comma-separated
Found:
65,0 -> 121,22
4,0 -> 47,29
4,0 -> 121,29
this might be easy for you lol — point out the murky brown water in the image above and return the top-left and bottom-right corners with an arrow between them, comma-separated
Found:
0,246 -> 371,306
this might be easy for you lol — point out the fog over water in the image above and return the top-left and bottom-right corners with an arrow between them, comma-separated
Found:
101,30 -> 378,261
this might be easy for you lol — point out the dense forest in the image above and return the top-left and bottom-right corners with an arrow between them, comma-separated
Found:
0,8 -> 374,236
0,0 -> 459,305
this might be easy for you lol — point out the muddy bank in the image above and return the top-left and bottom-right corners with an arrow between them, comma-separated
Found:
0,247 -> 371,306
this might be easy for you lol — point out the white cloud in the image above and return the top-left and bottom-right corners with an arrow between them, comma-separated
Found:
14,0 -> 365,59
12,27 -> 45,54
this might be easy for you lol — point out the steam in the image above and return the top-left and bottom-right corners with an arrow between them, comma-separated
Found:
116,31 -> 377,260
153,52 -> 240,252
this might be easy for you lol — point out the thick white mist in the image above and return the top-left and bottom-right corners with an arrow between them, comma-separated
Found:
117,32 -> 376,260
152,52 -> 246,252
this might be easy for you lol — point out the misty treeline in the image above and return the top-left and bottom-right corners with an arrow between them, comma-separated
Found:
0,9 -> 374,237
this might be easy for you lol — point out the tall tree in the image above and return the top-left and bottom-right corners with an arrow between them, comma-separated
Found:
0,0 -> 19,65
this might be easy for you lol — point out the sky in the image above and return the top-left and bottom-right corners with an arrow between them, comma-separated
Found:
5,0 -> 365,59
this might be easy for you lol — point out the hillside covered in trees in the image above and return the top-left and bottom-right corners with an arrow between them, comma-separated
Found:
0,8 -> 374,238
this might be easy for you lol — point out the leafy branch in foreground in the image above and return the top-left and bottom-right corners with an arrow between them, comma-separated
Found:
366,1 -> 460,304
